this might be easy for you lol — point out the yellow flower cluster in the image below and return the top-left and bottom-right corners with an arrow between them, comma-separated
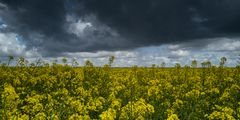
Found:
0,61 -> 239,119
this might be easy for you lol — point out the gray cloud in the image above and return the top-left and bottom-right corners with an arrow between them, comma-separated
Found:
0,0 -> 240,57
206,38 -> 240,51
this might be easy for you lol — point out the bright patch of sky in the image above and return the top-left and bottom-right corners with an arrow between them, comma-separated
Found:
0,32 -> 40,59
57,43 -> 239,67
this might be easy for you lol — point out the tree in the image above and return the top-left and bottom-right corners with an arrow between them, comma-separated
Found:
71,58 -> 79,67
220,57 -> 227,67
161,62 -> 166,68
201,62 -> 206,68
206,60 -> 212,68
151,64 -> 156,68
7,55 -> 14,66
85,60 -> 93,67
175,63 -> 181,68
62,57 -> 68,66
108,56 -> 115,67
191,60 -> 197,68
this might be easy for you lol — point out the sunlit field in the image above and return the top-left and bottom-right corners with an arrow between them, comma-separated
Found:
0,56 -> 239,120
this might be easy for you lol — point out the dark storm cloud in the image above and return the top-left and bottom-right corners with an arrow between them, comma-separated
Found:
0,0 -> 70,56
1,0 -> 240,56
78,0 -> 240,40
1,0 -> 65,36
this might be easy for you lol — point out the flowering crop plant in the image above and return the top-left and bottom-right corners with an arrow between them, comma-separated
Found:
0,56 -> 240,120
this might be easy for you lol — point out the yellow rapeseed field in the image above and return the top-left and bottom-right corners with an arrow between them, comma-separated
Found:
0,57 -> 239,120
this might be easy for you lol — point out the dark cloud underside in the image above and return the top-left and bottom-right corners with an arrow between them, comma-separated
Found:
1,0 -> 240,56
79,0 -> 240,38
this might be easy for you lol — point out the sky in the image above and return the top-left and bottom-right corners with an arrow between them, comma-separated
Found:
0,0 -> 240,67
